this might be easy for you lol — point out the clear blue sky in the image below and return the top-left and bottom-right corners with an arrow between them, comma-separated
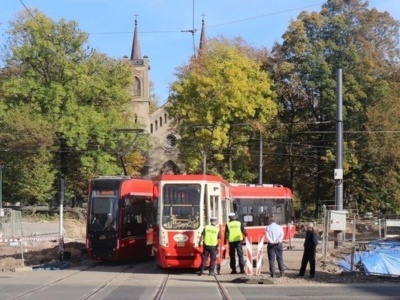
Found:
1,0 -> 399,103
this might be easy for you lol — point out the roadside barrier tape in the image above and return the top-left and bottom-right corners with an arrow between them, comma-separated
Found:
0,236 -> 61,243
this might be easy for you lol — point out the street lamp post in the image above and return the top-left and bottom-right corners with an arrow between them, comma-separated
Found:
0,164 -> 3,210
230,123 -> 263,184
190,125 -> 215,175
202,150 -> 207,175
258,130 -> 263,184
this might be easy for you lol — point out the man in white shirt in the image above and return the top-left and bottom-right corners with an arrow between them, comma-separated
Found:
265,216 -> 284,278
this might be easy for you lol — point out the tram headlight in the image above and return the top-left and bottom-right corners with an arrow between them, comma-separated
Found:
161,232 -> 168,247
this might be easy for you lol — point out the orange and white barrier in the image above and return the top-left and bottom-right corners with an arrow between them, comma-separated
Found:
244,236 -> 253,275
255,235 -> 264,276
244,235 -> 265,278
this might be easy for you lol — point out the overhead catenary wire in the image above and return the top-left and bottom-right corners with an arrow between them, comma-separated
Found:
8,3 -> 325,37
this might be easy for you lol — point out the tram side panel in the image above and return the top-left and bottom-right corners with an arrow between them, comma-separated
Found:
231,184 -> 297,243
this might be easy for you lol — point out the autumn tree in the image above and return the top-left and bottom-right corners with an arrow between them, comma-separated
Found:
0,10 -> 145,205
167,37 -> 277,181
266,0 -> 400,215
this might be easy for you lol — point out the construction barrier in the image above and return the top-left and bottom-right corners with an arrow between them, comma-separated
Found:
244,236 -> 253,276
255,235 -> 264,276
244,235 -> 265,278
0,208 -> 64,268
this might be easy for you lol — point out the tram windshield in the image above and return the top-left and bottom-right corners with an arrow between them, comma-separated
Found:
88,192 -> 119,232
162,183 -> 201,230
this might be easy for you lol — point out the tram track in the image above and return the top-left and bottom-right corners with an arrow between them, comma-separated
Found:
213,274 -> 232,300
5,259 -> 232,300
78,263 -> 138,300
153,271 -> 170,300
7,261 -> 140,300
153,271 -> 232,300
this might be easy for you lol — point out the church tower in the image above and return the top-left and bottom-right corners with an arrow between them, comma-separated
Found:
130,18 -> 150,132
130,17 -> 208,177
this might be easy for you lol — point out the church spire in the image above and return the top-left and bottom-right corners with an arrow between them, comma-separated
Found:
131,16 -> 142,60
199,17 -> 207,55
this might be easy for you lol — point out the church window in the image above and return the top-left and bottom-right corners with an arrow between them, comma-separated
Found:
133,76 -> 141,96
161,133 -> 178,150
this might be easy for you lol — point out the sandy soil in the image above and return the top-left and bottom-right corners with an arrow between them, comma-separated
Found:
0,217 -> 86,271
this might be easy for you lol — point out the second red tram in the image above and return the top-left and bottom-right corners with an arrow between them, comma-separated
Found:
153,174 -> 233,269
86,176 -> 154,261
231,183 -> 296,243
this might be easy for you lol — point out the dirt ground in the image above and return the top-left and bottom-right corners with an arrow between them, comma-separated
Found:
0,219 -> 399,285
0,217 -> 87,271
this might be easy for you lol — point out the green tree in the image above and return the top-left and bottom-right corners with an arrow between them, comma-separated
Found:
0,10 -> 145,205
266,0 -> 400,215
167,37 -> 277,180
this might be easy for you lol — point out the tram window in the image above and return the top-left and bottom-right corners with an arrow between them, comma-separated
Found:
232,201 -> 238,214
210,196 -> 219,221
93,199 -> 112,214
122,196 -> 147,237
162,184 -> 201,230
89,196 -> 118,231
242,206 -> 252,214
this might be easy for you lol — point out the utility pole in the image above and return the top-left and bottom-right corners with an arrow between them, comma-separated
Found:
190,125 -> 214,175
115,128 -> 145,176
259,130 -> 263,184
0,164 -> 3,221
0,164 -> 3,210
334,68 -> 344,247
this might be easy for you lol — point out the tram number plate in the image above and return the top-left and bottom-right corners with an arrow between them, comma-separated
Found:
176,242 -> 185,247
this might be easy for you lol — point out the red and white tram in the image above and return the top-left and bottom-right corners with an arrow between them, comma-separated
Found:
86,176 -> 154,261
153,174 -> 233,269
231,183 -> 296,243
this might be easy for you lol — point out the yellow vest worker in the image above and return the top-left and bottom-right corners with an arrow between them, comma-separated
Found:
199,216 -> 220,276
224,213 -> 247,274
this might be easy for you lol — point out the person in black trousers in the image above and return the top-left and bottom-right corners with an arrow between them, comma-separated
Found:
198,216 -> 220,276
265,216 -> 285,278
297,222 -> 319,278
224,213 -> 247,274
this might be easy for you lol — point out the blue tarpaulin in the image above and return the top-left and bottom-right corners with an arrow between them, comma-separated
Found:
337,240 -> 400,276
32,261 -> 70,271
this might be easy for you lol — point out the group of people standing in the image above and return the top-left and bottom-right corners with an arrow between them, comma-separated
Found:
199,213 -> 319,278
198,212 -> 247,276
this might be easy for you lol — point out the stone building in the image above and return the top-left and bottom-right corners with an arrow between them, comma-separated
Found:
129,18 -> 207,177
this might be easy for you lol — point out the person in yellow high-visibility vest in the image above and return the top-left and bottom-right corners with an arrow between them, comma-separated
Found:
198,216 -> 220,276
224,213 -> 247,274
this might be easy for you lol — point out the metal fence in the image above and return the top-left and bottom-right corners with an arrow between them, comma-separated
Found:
0,208 -> 22,239
0,208 -> 62,268
320,207 -> 400,277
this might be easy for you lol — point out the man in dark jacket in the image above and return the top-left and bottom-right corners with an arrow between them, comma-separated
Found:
297,222 -> 319,278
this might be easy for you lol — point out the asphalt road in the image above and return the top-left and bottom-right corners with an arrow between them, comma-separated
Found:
1,258 -> 399,300
1,269 -> 399,300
